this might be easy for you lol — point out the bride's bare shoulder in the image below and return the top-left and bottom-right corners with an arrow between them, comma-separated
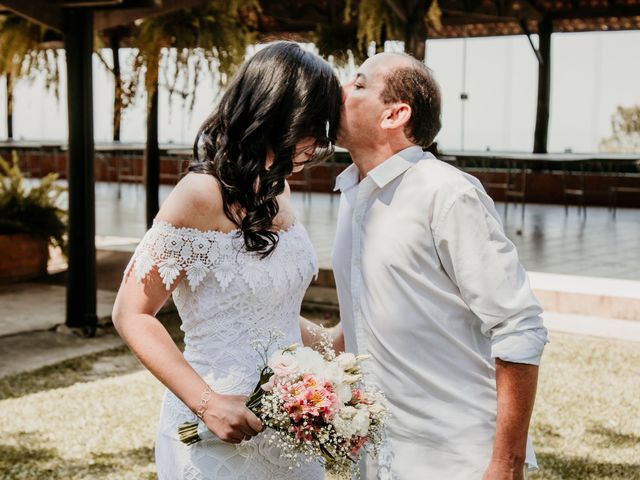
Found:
155,172 -> 225,230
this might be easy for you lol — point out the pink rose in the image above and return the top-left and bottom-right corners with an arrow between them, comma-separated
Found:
268,352 -> 299,377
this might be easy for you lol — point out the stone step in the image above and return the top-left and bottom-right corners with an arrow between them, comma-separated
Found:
309,269 -> 640,322
530,272 -> 640,322
542,312 -> 640,342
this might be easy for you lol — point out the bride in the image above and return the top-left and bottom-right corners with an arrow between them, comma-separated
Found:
112,41 -> 342,479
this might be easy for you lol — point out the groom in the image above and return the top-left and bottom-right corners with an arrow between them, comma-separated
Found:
331,52 -> 548,479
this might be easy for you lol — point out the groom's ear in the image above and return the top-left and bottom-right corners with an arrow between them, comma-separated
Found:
380,103 -> 412,131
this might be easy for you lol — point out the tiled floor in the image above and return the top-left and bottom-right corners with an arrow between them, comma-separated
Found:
93,182 -> 640,281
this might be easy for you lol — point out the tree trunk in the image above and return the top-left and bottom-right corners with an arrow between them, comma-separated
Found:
6,73 -> 13,140
376,24 -> 388,53
144,72 -> 160,229
110,32 -> 122,142
404,2 -> 428,61
533,17 -> 552,154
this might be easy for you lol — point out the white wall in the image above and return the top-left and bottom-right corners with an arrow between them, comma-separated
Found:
1,31 -> 639,152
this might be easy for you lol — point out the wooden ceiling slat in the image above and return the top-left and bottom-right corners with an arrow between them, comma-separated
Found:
49,0 -> 124,6
1,0 -> 640,39
548,4 -> 640,18
47,0 -> 159,6
93,0 -> 207,31
0,0 -> 63,31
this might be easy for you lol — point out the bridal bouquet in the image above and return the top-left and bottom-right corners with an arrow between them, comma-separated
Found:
178,336 -> 387,477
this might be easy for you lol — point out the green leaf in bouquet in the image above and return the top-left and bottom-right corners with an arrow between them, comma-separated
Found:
245,365 -> 273,413
177,421 -> 201,446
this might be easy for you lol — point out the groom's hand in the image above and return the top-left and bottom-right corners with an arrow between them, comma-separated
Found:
203,393 -> 263,444
482,459 -> 525,480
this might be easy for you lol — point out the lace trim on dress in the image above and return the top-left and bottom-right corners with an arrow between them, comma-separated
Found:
125,219 -> 307,293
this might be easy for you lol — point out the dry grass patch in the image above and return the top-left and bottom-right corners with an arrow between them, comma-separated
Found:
0,330 -> 638,479
529,332 -> 640,479
0,369 -> 162,479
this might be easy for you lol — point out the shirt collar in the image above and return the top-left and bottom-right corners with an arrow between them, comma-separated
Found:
334,163 -> 360,192
368,146 -> 429,189
334,146 -> 433,192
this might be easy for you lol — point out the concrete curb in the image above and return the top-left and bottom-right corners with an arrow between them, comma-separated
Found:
309,269 -> 640,322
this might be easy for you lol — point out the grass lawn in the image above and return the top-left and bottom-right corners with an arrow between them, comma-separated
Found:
0,330 -> 638,479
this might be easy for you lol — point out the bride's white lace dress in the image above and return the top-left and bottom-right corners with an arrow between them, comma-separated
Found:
126,219 -> 325,480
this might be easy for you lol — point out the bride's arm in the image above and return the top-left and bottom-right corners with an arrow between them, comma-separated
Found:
299,316 -> 345,353
112,173 -> 262,444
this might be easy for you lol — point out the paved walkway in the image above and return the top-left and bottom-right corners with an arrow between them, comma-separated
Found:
1,270 -> 639,378
0,283 -> 116,337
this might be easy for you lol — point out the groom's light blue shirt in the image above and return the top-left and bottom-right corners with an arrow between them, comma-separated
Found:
332,146 -> 547,479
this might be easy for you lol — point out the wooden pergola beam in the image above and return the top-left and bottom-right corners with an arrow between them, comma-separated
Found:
443,10 -> 520,24
445,6 -> 637,23
0,0 -> 64,32
511,0 -> 543,21
519,18 -> 543,64
94,0 -> 208,31
548,6 -> 640,20
51,0 -> 159,6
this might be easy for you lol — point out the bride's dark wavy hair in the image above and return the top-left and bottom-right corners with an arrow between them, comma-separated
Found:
190,41 -> 341,257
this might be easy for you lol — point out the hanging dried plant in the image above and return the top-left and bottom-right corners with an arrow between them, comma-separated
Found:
127,0 -> 261,113
0,14 -> 61,98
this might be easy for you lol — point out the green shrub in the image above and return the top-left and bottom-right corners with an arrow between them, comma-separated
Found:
0,151 -> 67,252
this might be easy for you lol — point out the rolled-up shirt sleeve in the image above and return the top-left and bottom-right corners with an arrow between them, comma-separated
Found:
433,186 -> 549,365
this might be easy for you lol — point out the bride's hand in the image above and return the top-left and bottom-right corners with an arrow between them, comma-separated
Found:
203,393 -> 264,444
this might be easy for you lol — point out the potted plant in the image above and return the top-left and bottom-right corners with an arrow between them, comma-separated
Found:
0,151 -> 66,283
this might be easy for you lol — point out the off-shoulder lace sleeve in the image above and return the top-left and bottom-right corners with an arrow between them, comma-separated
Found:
124,219 -> 238,291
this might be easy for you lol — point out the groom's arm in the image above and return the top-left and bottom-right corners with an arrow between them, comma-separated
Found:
433,187 -> 547,479
483,359 -> 538,479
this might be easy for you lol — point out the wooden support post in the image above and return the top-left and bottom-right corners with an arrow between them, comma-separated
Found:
533,17 -> 551,154
110,30 -> 122,143
64,8 -> 97,335
145,80 -> 160,229
6,73 -> 13,140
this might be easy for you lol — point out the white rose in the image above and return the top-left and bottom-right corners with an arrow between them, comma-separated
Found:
323,362 -> 345,385
267,351 -> 299,377
332,415 -> 356,438
294,347 -> 325,375
333,406 -> 358,438
339,405 -> 358,419
352,409 -> 370,436
335,382 -> 353,405
335,352 -> 358,371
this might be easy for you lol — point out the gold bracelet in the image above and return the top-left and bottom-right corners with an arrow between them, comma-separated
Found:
195,385 -> 213,419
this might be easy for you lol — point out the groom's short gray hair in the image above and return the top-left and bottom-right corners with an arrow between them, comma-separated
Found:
380,53 -> 442,148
